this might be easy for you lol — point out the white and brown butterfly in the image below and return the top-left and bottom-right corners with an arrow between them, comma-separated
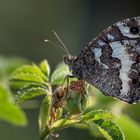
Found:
49,17 -> 140,103
62,16 -> 140,104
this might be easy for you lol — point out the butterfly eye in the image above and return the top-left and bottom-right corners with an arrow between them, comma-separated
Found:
130,27 -> 139,34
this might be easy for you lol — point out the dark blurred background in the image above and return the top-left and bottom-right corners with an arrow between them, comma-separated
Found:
0,0 -> 140,140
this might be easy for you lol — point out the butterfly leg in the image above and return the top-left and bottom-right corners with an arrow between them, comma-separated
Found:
60,74 -> 75,86
59,74 -> 75,100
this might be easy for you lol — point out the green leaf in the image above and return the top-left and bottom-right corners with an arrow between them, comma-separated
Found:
80,109 -> 115,121
93,120 -> 124,140
39,94 -> 52,133
11,65 -> 48,85
50,62 -> 69,85
55,107 -> 63,120
65,89 -> 88,114
39,60 -> 50,78
50,117 -> 80,132
0,85 -> 27,126
0,84 -> 13,102
0,102 -> 27,126
15,84 -> 48,103
116,114 -> 140,140
78,110 -> 123,140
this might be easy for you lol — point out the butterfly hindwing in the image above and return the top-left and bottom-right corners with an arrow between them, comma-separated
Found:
81,39 -> 140,103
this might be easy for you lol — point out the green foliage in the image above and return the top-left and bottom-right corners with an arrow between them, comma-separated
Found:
116,114 -> 140,140
15,84 -> 47,103
39,60 -> 50,78
11,65 -> 48,84
39,94 -> 52,133
50,62 -> 69,85
50,117 -> 80,132
94,120 -> 124,140
49,110 -> 122,140
80,110 -> 115,121
65,89 -> 88,114
11,60 -> 51,104
10,60 -> 124,140
0,84 -> 27,126
80,110 -> 124,140
0,57 -> 28,126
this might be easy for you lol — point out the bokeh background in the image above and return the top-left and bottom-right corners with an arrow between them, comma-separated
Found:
0,0 -> 140,140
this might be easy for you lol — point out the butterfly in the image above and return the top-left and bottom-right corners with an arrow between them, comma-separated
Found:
61,16 -> 140,104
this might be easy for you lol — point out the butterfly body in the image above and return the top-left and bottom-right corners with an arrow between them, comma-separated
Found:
64,16 -> 140,103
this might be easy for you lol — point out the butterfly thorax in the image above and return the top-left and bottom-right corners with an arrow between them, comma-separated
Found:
64,55 -> 83,79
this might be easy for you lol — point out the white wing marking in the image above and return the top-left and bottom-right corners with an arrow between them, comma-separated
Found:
110,41 -> 134,96
91,47 -> 109,69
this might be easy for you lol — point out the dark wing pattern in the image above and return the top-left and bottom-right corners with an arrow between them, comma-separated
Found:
65,16 -> 140,103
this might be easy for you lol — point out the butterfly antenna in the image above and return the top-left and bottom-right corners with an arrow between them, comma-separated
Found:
51,31 -> 70,55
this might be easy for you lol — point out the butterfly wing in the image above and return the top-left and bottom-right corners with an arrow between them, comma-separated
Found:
72,16 -> 140,103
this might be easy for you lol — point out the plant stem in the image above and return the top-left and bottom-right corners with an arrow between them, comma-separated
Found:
40,127 -> 50,140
